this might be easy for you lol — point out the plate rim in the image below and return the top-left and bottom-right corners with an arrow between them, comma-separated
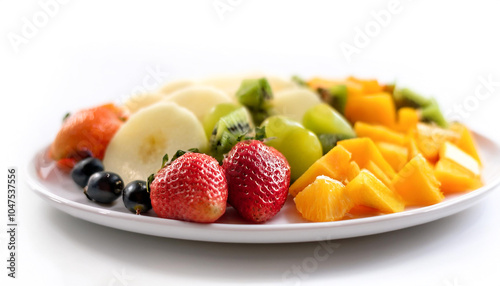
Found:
26,131 -> 500,242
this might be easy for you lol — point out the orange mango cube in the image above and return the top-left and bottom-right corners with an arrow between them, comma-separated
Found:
347,161 -> 361,182
449,123 -> 482,165
406,130 -> 421,160
344,92 -> 396,127
393,107 -> 419,133
413,123 -> 460,163
392,154 -> 444,206
307,78 -> 342,91
289,145 -> 354,197
439,141 -> 480,176
435,159 -> 482,193
376,142 -> 409,172
354,122 -> 407,146
364,160 -> 394,190
345,170 -> 405,213
346,76 -> 384,94
338,138 -> 396,180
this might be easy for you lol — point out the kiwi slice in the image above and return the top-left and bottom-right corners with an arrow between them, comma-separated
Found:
235,78 -> 273,125
318,133 -> 354,155
317,84 -> 348,115
383,82 -> 396,95
393,88 -> 432,109
420,98 -> 448,128
291,75 -> 307,87
209,107 -> 252,163
393,88 -> 448,128
202,102 -> 240,139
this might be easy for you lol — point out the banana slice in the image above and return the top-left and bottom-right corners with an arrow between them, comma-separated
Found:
123,92 -> 163,114
198,73 -> 264,96
162,86 -> 233,122
159,79 -> 195,96
103,102 -> 208,184
272,87 -> 322,123
266,75 -> 300,94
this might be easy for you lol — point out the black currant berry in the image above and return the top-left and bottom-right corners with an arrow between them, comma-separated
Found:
84,171 -> 124,204
122,180 -> 152,215
71,157 -> 104,188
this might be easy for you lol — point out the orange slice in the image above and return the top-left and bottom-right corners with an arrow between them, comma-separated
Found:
294,176 -> 353,222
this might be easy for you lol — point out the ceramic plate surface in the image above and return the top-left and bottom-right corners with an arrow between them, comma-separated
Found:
27,132 -> 500,243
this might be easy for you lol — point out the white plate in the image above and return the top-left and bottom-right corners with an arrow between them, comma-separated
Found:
27,132 -> 500,243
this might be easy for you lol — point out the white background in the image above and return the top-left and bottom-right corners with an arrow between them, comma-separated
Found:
1,0 -> 500,285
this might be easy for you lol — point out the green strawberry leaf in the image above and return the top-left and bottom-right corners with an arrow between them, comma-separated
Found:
63,112 -> 71,122
160,148 -> 201,169
171,148 -> 200,162
161,153 -> 169,168
146,173 -> 155,193
254,126 -> 266,141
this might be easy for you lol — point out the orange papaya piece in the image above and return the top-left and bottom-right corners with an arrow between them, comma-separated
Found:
354,121 -> 407,146
414,123 -> 460,163
376,142 -> 409,172
435,159 -> 482,193
345,170 -> 404,213
392,154 -> 444,206
290,145 -> 354,197
346,76 -> 384,94
344,92 -> 396,127
393,107 -> 419,133
338,138 -> 396,180
50,103 -> 127,170
449,123 -> 482,165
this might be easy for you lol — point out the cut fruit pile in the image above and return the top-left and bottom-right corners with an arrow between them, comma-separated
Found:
292,77 -> 483,222
49,73 -> 484,224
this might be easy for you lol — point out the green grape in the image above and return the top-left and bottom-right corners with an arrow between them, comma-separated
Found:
262,116 -> 322,182
302,103 -> 356,138
202,103 -> 241,139
262,115 -> 302,145
302,103 -> 356,154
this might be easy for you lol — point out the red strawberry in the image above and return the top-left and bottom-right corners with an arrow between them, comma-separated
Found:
150,153 -> 228,223
223,140 -> 291,223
